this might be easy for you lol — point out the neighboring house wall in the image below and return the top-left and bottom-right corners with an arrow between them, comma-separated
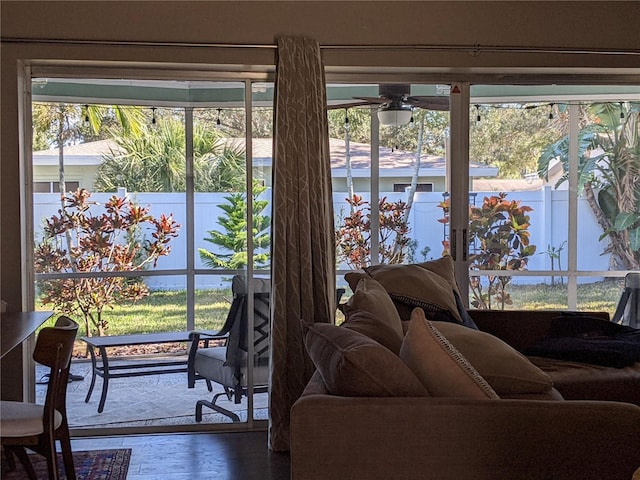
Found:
332,174 -> 445,193
32,139 -> 118,191
33,164 -> 99,191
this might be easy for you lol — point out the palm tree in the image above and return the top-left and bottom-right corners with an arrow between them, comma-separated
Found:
538,102 -> 640,270
33,102 -> 145,195
192,127 -> 246,193
95,118 -> 246,193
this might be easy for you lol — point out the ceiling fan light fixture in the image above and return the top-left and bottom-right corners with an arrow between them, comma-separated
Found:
377,107 -> 413,126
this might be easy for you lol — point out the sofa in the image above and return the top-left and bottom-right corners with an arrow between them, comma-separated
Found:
469,309 -> 640,406
290,258 -> 640,480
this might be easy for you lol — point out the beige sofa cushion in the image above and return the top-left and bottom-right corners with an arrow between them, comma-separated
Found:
342,273 -> 404,338
341,310 -> 403,355
305,322 -> 428,397
433,321 -> 554,396
400,308 -> 499,399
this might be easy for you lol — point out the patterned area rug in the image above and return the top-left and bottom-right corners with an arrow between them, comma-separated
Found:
1,449 -> 131,480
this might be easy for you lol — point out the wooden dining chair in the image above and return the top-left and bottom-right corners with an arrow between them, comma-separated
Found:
1,315 -> 79,480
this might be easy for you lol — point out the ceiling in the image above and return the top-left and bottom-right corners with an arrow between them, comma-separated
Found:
31,78 -> 640,108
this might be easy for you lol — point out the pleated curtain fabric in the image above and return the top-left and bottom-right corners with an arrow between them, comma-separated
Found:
268,36 -> 336,452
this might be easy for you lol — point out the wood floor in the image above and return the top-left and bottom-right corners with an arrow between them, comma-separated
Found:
67,430 -> 290,480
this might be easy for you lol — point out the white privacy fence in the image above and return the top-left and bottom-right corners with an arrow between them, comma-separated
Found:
34,187 -> 612,289
399,188 -> 610,273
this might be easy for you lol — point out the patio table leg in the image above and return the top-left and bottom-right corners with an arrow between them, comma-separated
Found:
84,344 -> 98,404
96,346 -> 109,413
83,343 -> 110,413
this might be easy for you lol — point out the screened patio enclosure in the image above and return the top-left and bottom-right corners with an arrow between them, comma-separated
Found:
27,72 -> 639,434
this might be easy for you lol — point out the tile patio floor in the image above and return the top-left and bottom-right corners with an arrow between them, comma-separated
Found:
36,354 -> 268,429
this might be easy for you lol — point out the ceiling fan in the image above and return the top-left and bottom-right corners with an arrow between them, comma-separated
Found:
329,83 -> 450,126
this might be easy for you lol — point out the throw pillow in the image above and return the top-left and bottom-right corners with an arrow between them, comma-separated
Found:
433,321 -> 554,395
366,256 -> 479,329
342,272 -> 404,338
365,261 -> 463,324
415,256 -> 461,296
305,322 -> 429,397
341,309 -> 403,355
399,308 -> 499,399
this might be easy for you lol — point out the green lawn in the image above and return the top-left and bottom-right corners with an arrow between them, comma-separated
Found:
509,279 -> 624,314
38,288 -> 234,337
37,279 -> 625,338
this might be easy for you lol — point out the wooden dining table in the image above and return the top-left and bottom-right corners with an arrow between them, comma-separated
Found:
0,311 -> 53,358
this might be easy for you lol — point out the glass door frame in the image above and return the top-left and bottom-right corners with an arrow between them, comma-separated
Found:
326,72 -> 639,310
22,63 -> 274,435
19,65 -> 640,436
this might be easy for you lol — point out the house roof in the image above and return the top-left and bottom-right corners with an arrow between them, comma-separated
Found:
227,138 -> 498,177
33,137 -> 499,178
33,139 -> 121,166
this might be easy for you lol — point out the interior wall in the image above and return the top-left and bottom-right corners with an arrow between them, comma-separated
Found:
1,0 -> 639,399
3,1 -> 640,71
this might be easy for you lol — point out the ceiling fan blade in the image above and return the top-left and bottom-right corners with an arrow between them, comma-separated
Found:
326,100 -> 372,110
406,96 -> 450,111
353,96 -> 389,105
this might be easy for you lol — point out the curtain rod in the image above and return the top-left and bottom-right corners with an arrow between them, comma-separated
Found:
2,37 -> 640,56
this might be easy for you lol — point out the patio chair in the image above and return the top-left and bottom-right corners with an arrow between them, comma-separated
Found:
187,275 -> 271,422
1,315 -> 79,480
612,272 -> 640,329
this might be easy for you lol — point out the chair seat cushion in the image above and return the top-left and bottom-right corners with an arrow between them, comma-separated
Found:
194,347 -> 269,388
0,401 -> 62,437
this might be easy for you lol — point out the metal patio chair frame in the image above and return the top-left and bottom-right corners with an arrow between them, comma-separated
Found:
187,276 -> 270,422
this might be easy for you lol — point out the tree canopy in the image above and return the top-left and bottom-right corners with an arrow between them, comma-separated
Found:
328,107 -> 449,156
470,105 -> 557,178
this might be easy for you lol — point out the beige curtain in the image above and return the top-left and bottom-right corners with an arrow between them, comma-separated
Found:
268,36 -> 336,452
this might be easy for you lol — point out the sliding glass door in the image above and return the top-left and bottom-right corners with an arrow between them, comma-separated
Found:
328,80 -> 638,320
25,68 -> 638,435
467,85 -> 639,315
29,73 -> 273,433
